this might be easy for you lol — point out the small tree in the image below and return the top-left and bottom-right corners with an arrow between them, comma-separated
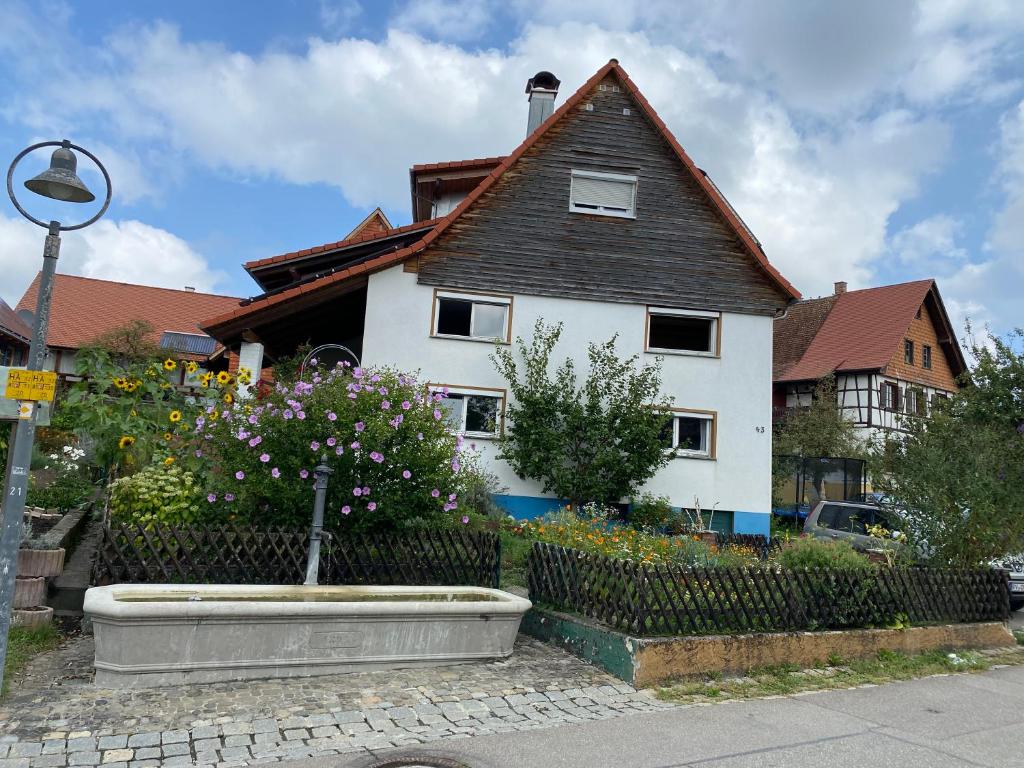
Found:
492,319 -> 672,509
874,328 -> 1024,566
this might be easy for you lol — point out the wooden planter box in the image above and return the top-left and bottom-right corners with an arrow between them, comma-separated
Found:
12,605 -> 53,629
14,576 -> 46,609
17,548 -> 65,579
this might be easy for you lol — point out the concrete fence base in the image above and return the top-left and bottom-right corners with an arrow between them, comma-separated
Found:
521,608 -> 1016,687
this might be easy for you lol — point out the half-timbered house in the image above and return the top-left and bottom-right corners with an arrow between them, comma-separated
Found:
773,279 -> 966,444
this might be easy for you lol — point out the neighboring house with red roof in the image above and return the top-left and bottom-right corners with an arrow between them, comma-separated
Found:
773,279 -> 967,439
15,274 -> 239,384
201,61 -> 801,535
0,297 -> 31,367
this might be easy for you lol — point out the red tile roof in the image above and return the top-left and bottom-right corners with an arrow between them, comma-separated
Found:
0,297 -> 31,344
776,280 -> 943,381
205,60 -> 799,335
410,156 -> 506,173
243,218 -> 441,272
772,295 -> 837,379
16,273 -> 240,352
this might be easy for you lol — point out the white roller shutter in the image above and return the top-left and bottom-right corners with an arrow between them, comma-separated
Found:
570,171 -> 637,217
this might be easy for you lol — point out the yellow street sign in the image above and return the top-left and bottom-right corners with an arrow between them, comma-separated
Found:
5,369 -> 58,402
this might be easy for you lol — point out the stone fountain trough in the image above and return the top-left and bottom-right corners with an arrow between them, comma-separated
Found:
84,584 -> 531,688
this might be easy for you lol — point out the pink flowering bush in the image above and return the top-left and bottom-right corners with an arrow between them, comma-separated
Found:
180,364 -> 464,532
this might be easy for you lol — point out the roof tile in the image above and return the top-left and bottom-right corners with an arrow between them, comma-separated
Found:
16,274 -> 240,352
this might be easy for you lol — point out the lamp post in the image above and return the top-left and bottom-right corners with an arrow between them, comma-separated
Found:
0,140 -> 111,690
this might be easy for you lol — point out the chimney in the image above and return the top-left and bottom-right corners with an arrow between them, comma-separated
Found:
184,286 -> 196,292
834,281 -> 847,295
525,71 -> 560,136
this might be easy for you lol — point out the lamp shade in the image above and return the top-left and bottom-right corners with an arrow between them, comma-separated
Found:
24,146 -> 95,203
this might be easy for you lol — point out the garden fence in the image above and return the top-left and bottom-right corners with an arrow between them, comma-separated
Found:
94,524 -> 502,588
528,542 -> 1008,636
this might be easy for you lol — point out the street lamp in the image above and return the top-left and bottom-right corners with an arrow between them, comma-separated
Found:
0,140 -> 111,690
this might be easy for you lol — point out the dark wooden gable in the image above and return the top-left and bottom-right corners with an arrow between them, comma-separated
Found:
416,74 -> 790,315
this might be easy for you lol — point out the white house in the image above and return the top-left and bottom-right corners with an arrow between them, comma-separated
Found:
202,61 -> 801,536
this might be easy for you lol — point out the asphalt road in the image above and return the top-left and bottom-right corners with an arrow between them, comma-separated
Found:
296,660 -> 1024,768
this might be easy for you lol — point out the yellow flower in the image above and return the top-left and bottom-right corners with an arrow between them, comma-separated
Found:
163,456 -> 175,465
163,359 -> 177,371
169,410 -> 183,423
216,370 -> 232,385
223,392 -> 234,404
208,409 -> 219,421
118,435 -> 136,450
199,372 -> 213,387
237,371 -> 252,385
185,361 -> 198,374
163,432 -> 172,441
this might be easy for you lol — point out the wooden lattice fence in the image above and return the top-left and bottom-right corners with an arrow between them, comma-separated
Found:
528,542 -> 1009,636
93,524 -> 502,588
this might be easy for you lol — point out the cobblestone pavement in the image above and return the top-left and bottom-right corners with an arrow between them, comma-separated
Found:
0,634 -> 673,767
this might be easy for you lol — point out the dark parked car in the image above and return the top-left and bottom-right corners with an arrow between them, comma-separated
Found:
806,500 -> 1024,612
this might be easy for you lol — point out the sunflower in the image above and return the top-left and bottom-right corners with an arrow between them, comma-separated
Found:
118,435 -> 136,450
169,410 -> 183,423
163,432 -> 172,441
112,376 -> 127,389
208,409 -> 219,421
216,370 -> 232,385
199,372 -> 213,387
163,359 -> 177,371
185,361 -> 198,374
163,456 -> 175,465
222,392 -> 234,405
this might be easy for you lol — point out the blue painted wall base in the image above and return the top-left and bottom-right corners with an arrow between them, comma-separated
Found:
493,494 -> 772,537
732,511 -> 771,536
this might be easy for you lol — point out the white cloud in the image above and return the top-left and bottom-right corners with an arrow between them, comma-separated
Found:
391,0 -> 497,41
889,214 -> 968,271
0,214 -> 229,306
319,0 -> 362,35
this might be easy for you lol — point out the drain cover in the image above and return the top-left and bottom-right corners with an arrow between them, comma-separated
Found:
367,758 -> 472,768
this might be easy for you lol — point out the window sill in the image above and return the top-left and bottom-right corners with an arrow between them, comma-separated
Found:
462,431 -> 500,441
646,348 -> 719,359
568,207 -> 636,219
431,333 -> 510,345
663,450 -> 715,461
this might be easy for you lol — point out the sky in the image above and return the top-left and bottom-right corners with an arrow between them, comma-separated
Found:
0,0 -> 1021,339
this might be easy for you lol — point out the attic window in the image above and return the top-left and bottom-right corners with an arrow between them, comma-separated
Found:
569,170 -> 637,218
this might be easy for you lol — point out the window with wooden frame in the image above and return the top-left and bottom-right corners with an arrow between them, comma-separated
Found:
905,387 -> 927,417
646,307 -> 719,356
569,170 -> 637,218
922,344 -> 932,370
430,385 -> 505,438
659,410 -> 716,459
431,290 -> 512,343
904,339 -> 914,365
880,381 -> 899,411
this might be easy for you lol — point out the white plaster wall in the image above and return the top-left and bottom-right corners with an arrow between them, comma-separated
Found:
361,265 -> 774,514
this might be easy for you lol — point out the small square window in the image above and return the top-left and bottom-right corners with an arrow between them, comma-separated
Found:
434,293 -> 511,342
647,310 -> 718,355
922,345 -> 932,370
904,339 -> 914,365
569,170 -> 637,218
662,412 -> 714,458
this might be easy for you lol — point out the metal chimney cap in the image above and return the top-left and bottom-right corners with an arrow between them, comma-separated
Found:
525,71 -> 560,93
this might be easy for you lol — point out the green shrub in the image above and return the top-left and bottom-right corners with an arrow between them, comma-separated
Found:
109,463 -> 205,527
26,476 -> 92,512
628,493 -> 672,530
777,537 -> 872,571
